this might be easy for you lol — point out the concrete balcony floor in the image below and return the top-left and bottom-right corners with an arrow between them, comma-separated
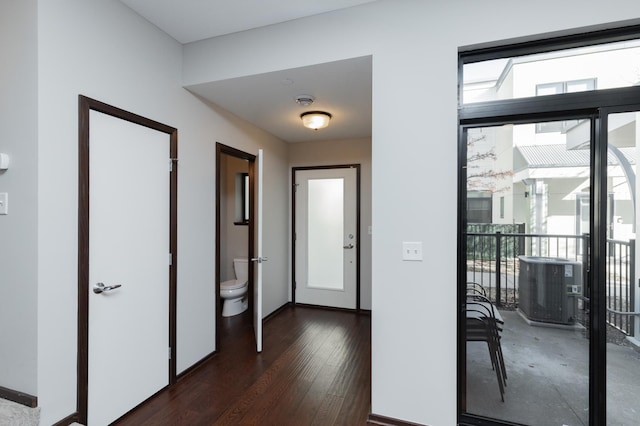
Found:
466,310 -> 640,425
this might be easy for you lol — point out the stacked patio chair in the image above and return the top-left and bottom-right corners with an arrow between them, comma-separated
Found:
466,281 -> 487,297
465,283 -> 507,401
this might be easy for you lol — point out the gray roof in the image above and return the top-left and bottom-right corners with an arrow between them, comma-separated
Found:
516,144 -> 636,168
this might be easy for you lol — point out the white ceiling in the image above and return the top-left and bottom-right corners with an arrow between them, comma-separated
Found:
186,56 -> 372,143
120,0 -> 374,143
121,0 -> 378,44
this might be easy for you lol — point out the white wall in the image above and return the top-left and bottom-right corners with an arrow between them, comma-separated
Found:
220,154 -> 249,281
34,1 -> 289,424
0,0 -> 38,397
288,138 -> 372,309
183,1 -> 640,424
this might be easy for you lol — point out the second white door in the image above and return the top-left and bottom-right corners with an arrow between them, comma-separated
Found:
294,167 -> 358,309
88,110 -> 170,425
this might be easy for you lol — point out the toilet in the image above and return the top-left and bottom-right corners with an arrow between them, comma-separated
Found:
220,258 -> 249,317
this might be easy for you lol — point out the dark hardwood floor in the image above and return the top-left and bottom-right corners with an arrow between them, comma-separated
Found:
112,305 -> 371,425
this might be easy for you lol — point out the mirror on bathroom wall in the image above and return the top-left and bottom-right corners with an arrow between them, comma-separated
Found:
234,172 -> 249,225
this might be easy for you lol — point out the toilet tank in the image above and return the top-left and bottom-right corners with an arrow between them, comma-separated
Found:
233,258 -> 249,282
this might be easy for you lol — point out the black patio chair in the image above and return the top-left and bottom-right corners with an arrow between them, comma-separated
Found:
466,281 -> 487,298
467,293 -> 506,376
465,299 -> 507,401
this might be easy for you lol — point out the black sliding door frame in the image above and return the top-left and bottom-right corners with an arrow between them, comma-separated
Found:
458,112 -> 601,426
457,24 -> 640,426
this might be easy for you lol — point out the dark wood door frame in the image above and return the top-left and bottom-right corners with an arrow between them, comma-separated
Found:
291,164 -> 362,310
77,95 -> 178,425
215,143 -> 256,351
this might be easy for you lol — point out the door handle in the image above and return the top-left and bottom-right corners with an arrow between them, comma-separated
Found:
343,244 -> 354,249
251,257 -> 269,263
93,282 -> 122,294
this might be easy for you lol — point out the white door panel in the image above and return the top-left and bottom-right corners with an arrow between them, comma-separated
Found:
253,149 -> 264,352
88,110 -> 170,425
295,168 -> 357,309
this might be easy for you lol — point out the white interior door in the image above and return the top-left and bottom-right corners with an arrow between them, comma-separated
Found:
295,167 -> 358,309
88,110 -> 170,425
253,149 -> 263,352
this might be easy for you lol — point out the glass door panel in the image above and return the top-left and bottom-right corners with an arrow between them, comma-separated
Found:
606,111 -> 640,425
465,120 -> 591,425
307,178 -> 345,290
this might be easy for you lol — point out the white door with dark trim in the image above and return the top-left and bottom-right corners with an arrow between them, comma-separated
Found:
253,149 -> 264,352
88,110 -> 170,425
295,167 -> 357,309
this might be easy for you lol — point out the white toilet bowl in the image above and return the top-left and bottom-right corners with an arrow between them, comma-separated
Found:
220,258 -> 249,317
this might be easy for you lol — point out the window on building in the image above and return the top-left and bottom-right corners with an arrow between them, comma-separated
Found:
467,191 -> 492,223
536,79 -> 596,132
536,78 -> 596,97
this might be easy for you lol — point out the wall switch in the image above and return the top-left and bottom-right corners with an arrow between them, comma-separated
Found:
0,193 -> 7,215
0,154 -> 9,170
402,241 -> 422,261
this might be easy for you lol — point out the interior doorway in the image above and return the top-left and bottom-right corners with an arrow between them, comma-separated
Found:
215,143 -> 259,351
77,96 -> 178,425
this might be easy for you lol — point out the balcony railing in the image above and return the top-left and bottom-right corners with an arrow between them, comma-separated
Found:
606,239 -> 635,335
466,231 -> 635,335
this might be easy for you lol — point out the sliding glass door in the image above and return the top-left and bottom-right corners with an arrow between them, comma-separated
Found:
463,119 -> 592,425
604,109 -> 640,426
458,26 -> 640,425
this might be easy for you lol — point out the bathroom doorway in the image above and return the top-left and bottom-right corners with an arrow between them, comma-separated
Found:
215,143 -> 258,351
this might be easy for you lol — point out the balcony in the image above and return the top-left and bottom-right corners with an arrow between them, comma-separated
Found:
466,309 -> 640,425
466,230 -> 635,335
465,230 -> 640,424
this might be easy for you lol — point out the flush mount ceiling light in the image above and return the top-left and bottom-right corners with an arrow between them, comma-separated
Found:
300,111 -> 332,130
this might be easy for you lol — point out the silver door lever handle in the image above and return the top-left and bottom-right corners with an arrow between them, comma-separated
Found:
251,257 -> 269,263
343,244 -> 354,249
93,282 -> 122,294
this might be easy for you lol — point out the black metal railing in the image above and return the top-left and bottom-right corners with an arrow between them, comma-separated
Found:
606,239 -> 635,335
466,231 -> 635,335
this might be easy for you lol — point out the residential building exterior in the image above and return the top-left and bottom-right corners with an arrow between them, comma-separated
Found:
465,48 -> 639,242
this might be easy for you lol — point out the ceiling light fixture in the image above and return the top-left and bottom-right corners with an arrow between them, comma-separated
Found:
300,111 -> 332,130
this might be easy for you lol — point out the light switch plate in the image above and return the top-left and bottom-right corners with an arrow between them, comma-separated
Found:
402,241 -> 422,261
0,193 -> 7,215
